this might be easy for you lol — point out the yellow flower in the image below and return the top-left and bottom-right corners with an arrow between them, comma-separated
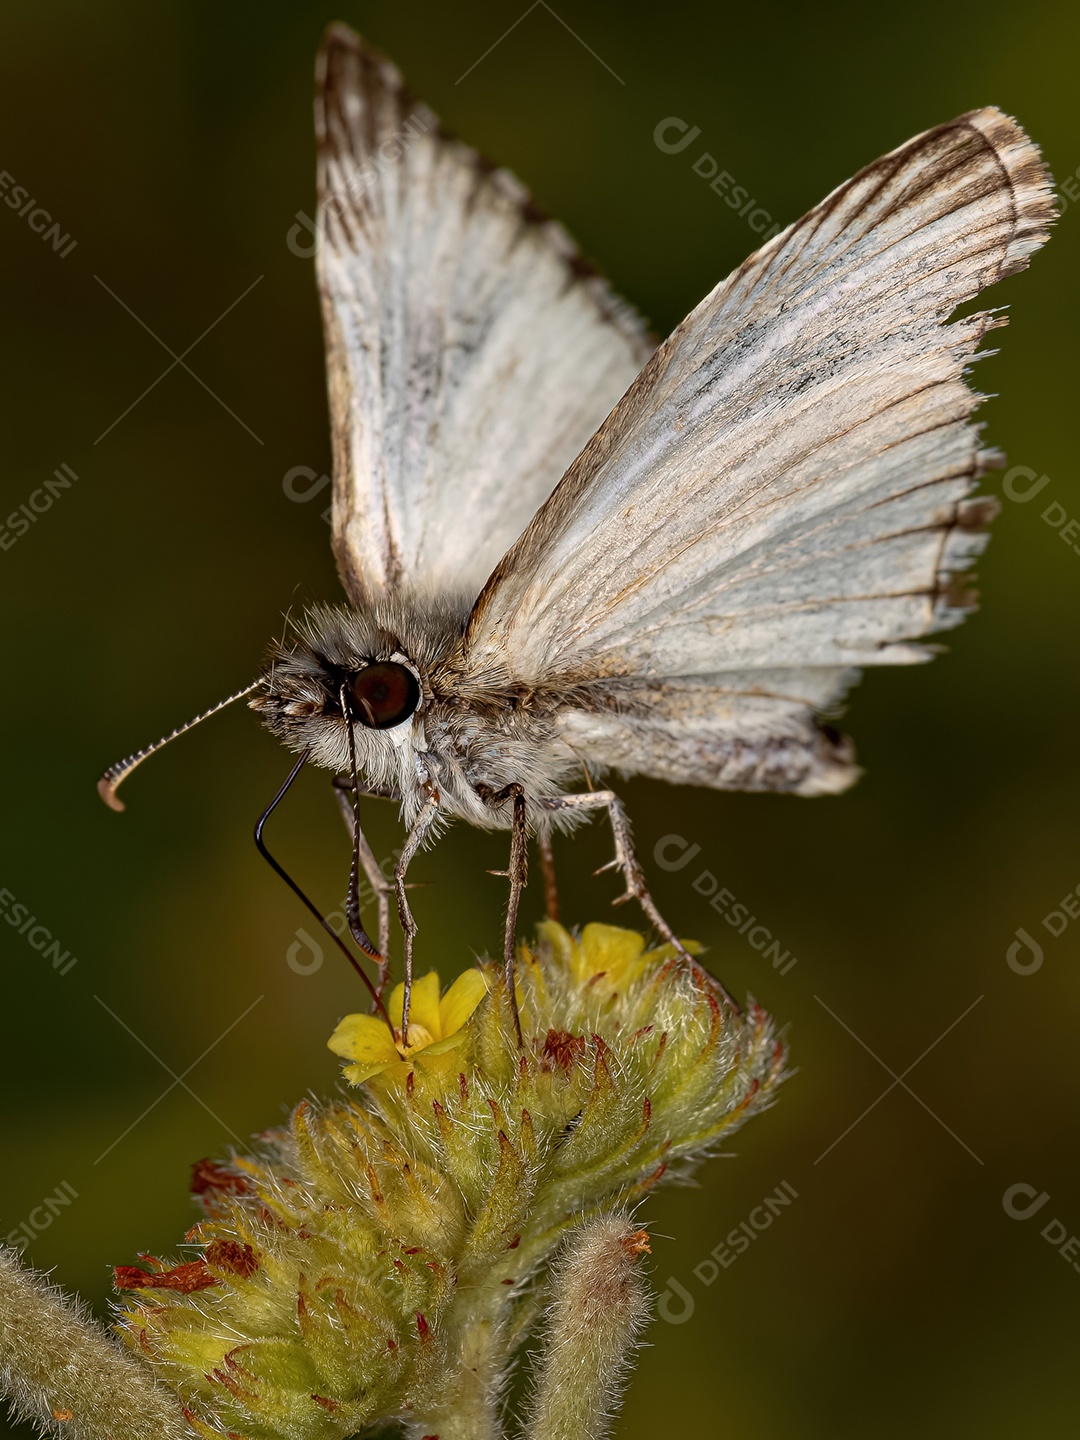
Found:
328,967 -> 489,1085
538,920 -> 699,992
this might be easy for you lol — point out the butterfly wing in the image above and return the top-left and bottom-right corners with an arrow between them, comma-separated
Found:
315,24 -> 653,603
456,108 -> 1055,795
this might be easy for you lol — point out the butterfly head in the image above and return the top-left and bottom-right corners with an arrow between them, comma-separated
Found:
251,607 -> 425,781
251,599 -> 471,789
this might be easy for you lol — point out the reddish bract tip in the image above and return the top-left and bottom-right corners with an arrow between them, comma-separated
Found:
205,1239 -> 259,1278
114,1260 -> 216,1294
191,1158 -> 251,1197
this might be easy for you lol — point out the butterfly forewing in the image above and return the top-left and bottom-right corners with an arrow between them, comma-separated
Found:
453,108 -> 1055,795
316,24 -> 653,605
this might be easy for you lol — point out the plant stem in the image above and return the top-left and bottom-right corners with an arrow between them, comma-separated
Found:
522,1217 -> 651,1440
408,1304 -> 505,1440
0,1247 -> 190,1440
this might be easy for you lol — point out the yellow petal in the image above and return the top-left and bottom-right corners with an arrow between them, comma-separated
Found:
327,1012 -> 398,1065
422,1028 -> 472,1057
342,1058 -> 396,1086
410,971 -> 444,1038
643,938 -> 704,962
387,971 -> 443,1038
539,919 -> 595,985
538,920 -> 574,967
387,981 -> 404,1028
439,968 -> 489,1037
579,924 -> 647,982
366,1057 -> 421,1090
518,937 -> 549,1010
414,1027 -> 473,1076
401,1023 -> 437,1053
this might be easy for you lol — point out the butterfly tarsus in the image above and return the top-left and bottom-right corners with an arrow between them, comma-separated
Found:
396,792 -> 441,1039
332,778 -> 394,995
504,788 -> 528,1048
477,782 -> 528,1047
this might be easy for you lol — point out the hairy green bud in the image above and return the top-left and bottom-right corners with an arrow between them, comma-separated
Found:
113,922 -> 786,1439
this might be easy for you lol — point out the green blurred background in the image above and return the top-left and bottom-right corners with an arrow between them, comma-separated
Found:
1,1 -> 1077,1434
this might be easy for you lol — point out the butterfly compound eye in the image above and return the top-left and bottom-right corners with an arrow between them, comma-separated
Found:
348,662 -> 421,729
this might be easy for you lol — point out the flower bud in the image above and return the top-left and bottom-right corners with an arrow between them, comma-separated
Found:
114,922 -> 786,1438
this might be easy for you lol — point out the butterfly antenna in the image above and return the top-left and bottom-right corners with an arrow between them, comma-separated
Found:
254,751 -> 392,1031
97,681 -> 263,811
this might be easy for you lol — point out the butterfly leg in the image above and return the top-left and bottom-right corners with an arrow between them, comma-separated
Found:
503,791 -> 528,1046
395,791 -> 441,1038
538,831 -> 560,921
540,789 -> 739,1012
477,783 -> 528,1045
331,775 -> 397,993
